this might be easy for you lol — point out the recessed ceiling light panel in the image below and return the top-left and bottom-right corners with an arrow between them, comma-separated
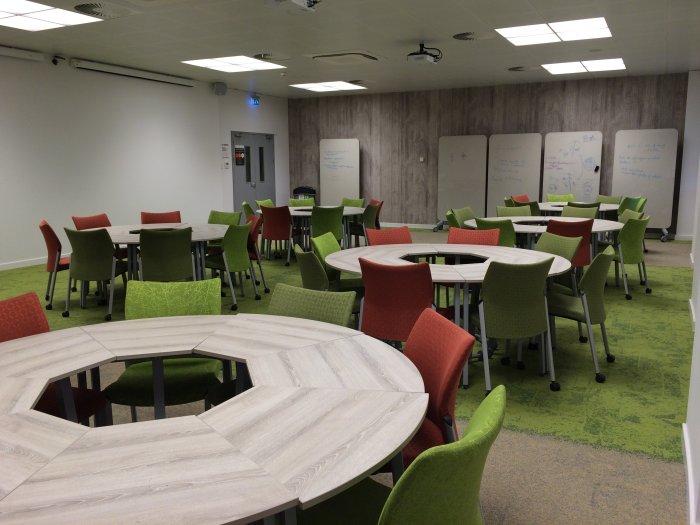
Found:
0,1 -> 101,30
290,81 -> 366,92
508,34 -> 560,46
497,17 -> 611,45
581,58 -> 626,71
26,8 -> 100,25
0,0 -> 52,14
495,23 -> 553,38
0,15 -> 59,30
542,61 -> 587,75
182,55 -> 285,73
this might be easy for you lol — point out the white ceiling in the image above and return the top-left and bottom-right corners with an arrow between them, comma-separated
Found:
2,0 -> 699,98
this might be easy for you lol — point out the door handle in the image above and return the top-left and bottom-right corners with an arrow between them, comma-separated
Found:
251,182 -> 256,188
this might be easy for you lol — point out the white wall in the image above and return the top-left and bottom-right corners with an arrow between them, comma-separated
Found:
0,56 -> 289,269
678,71 -> 700,241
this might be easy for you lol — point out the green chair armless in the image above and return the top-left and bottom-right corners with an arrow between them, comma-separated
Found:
617,196 -> 644,220
311,205 -> 345,244
535,231 -> 582,294
613,216 -> 651,299
561,205 -> 597,219
595,195 -> 622,204
618,209 -> 643,224
547,193 -> 575,202
289,197 -> 316,207
208,210 -> 242,226
341,197 -> 365,208
446,210 -> 460,229
294,244 -> 329,291
268,283 -> 355,327
139,227 -> 195,282
349,204 -> 380,246
241,201 -> 255,220
255,198 -> 275,209
475,218 -> 516,247
451,206 -> 476,228
311,232 -> 364,292
496,205 -> 531,217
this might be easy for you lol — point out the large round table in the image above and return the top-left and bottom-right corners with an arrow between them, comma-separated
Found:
0,314 -> 427,524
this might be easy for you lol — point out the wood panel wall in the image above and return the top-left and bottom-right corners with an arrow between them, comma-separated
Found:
288,74 -> 688,227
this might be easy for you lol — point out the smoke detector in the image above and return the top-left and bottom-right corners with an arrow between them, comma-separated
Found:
407,43 -> 442,64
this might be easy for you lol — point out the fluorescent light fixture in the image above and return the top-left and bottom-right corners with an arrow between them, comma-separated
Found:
182,55 -> 285,72
290,81 -> 366,92
497,17 -> 611,45
70,58 -> 196,87
0,0 -> 101,30
0,44 -> 44,61
542,61 -> 587,75
581,58 -> 626,71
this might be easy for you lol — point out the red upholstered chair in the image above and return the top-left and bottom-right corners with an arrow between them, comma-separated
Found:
72,213 -> 111,230
369,198 -> 384,229
38,220 -> 71,310
511,194 -> 530,203
0,293 -> 110,424
402,308 -> 475,466
261,205 -> 293,266
141,210 -> 182,224
359,258 -> 433,343
447,228 -> 500,246
546,219 -> 594,269
366,226 -> 412,246
246,214 -> 270,293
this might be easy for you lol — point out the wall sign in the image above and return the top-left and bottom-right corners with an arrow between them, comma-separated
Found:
234,145 -> 246,166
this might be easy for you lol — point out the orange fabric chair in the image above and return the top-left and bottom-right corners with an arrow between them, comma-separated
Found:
546,219 -> 594,268
0,293 -> 109,424
141,210 -> 182,224
366,226 -> 412,246
261,205 -> 293,265
38,220 -> 71,310
369,198 -> 384,229
72,213 -> 112,230
359,258 -> 433,343
447,228 -> 500,245
402,308 -> 475,465
511,194 -> 530,203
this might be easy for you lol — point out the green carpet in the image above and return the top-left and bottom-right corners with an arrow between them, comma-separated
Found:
0,251 -> 692,462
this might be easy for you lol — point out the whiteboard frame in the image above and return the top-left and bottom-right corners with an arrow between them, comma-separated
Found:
319,138 -> 360,206
437,135 -> 488,218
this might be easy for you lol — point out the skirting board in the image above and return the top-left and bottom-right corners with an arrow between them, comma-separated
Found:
683,423 -> 699,525
0,255 -> 51,271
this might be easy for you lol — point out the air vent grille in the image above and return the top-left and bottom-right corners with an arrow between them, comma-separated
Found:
74,2 -> 134,18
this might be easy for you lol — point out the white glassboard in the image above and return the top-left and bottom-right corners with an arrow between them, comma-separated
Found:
319,138 -> 360,205
437,135 -> 488,218
542,131 -> 602,201
487,133 -> 542,216
612,129 -> 678,229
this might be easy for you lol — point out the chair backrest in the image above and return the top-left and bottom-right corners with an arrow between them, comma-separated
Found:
567,201 -> 600,210
246,214 -> 263,253
141,210 -> 181,224
311,206 -> 344,242
366,226 -> 412,246
208,210 -> 241,226
545,218 -> 593,267
39,220 -> 63,272
260,206 -> 292,241
359,204 -> 380,229
481,259 -> 553,339
0,293 -> 49,342
359,258 -> 433,342
310,231 -> 342,282
618,216 -> 650,265
125,279 -> 220,319
617,196 -> 644,219
289,197 -> 315,207
404,309 -> 475,440
561,205 -> 597,219
638,197 -> 647,213
64,228 -> 117,281
578,246 -> 615,325
294,245 -> 330,291
221,223 -> 252,273
451,206 -> 476,226
139,227 -> 194,281
377,385 -> 506,525
241,201 -> 255,219
535,231 -> 582,264
447,228 -> 500,245
268,283 -> 355,327
369,198 -> 384,228
503,197 -> 516,207
341,197 -> 365,208
255,198 -> 275,209
72,213 -> 112,230
547,193 -> 574,202
595,195 -> 622,204
445,210 -> 460,229
511,194 -> 530,203
496,205 -> 531,217
475,218 -> 515,247
617,209 -> 643,224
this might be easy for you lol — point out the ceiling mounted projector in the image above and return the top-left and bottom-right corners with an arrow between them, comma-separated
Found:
407,43 -> 443,64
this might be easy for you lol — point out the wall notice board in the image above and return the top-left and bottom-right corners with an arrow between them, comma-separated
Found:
612,129 -> 678,229
437,135 -> 488,218
487,133 -> 542,216
542,131 -> 602,201
319,138 -> 360,205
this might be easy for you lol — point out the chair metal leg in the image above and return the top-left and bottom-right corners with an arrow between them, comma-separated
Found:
44,272 -> 53,301
223,258 -> 238,311
642,261 -> 651,294
62,269 -> 72,318
478,303 -> 492,395
581,294 -> 605,382
105,259 -> 116,321
249,261 -> 261,300
601,323 -> 615,363
543,296 -> 559,391
130,405 -> 138,422
618,245 -> 631,299
239,271 -> 245,297
539,333 -> 546,375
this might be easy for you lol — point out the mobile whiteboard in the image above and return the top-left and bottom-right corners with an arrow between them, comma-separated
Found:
612,129 -> 678,229
437,135 -> 487,219
487,133 -> 542,216
319,138 -> 360,205
542,131 -> 602,202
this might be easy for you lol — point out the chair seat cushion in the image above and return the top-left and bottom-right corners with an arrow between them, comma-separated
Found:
35,383 -> 107,422
547,292 -> 585,323
402,417 -> 445,466
296,477 -> 389,525
104,357 -> 222,406
205,254 -> 226,271
57,256 -> 71,271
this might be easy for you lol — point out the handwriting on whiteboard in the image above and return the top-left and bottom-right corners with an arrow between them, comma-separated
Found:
322,149 -> 355,171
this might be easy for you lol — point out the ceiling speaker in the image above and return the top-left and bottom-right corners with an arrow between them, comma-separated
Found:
212,82 -> 228,96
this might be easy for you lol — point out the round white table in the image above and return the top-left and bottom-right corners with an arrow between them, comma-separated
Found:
0,314 -> 426,524
538,202 -> 619,214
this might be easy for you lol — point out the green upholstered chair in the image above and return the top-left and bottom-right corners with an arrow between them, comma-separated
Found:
205,223 -> 259,310
255,198 -> 275,209
613,216 -> 651,300
208,210 -> 242,226
595,195 -> 622,204
311,206 -> 345,245
448,206 -> 477,229
311,232 -> 364,292
341,197 -> 366,208
567,201 -> 600,211
139,227 -> 195,282
477,258 -> 558,393
103,279 -> 222,421
547,193 -> 574,202
62,228 -> 128,321
561,205 -> 597,219
535,231 -> 582,296
496,205 -> 531,217
475,218 -> 516,247
349,203 -> 380,246
617,209 -> 643,224
241,201 -> 255,220
295,244 -> 329,291
296,385 -> 506,525
446,210 -> 460,229
289,197 -> 316,207
548,247 -> 616,384
268,283 -> 355,327
506,199 -> 540,215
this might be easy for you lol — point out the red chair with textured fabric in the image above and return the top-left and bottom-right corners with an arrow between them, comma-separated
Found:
261,205 -> 293,266
141,210 -> 182,224
246,214 -> 270,293
447,228 -> 500,246
359,258 -> 433,343
369,198 -> 384,229
546,219 -> 594,268
0,293 -> 110,424
366,226 -> 412,246
39,220 -> 71,310
72,213 -> 111,230
402,308 -> 475,465
511,194 -> 530,203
